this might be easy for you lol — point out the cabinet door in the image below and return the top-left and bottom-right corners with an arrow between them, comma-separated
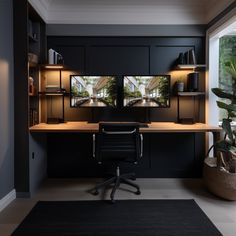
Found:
149,133 -> 195,177
47,133 -> 101,177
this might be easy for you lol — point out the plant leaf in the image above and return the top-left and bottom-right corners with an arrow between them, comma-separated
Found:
212,88 -> 236,100
229,146 -> 236,154
214,140 -> 232,152
217,101 -> 236,113
228,112 -> 236,117
222,119 -> 234,143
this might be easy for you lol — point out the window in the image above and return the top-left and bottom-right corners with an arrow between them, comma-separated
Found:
219,36 -> 236,121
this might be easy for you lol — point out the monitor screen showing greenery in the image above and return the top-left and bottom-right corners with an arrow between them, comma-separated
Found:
123,75 -> 170,107
70,76 -> 117,107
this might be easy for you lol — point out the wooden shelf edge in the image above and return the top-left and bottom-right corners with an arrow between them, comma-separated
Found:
40,64 -> 68,70
176,64 -> 206,69
177,92 -> 205,96
38,91 -> 69,96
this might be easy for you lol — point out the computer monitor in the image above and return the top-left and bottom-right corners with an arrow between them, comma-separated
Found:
70,76 -> 117,107
123,75 -> 170,107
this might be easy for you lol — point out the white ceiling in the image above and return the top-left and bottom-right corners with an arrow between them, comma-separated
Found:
28,0 -> 235,25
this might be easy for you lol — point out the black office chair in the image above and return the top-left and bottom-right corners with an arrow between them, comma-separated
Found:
92,122 -> 143,203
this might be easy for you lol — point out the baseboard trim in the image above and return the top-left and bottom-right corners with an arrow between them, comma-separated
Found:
0,189 -> 16,212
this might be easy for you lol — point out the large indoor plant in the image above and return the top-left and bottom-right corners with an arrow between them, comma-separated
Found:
204,57 -> 236,200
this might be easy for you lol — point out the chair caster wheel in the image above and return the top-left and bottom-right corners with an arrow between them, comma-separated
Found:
93,190 -> 99,195
135,190 -> 141,195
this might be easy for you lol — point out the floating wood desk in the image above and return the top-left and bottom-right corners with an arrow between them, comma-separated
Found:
30,122 -> 222,176
30,121 -> 221,139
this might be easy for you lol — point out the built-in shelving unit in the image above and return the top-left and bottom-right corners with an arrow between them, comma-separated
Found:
177,92 -> 205,123
13,0 -> 46,194
40,64 -> 68,124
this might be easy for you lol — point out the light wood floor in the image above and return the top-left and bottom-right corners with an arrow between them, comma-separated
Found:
0,178 -> 236,236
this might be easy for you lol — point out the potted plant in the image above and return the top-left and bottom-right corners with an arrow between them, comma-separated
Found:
203,57 -> 236,200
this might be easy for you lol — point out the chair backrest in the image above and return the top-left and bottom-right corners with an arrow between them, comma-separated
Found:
94,122 -> 142,164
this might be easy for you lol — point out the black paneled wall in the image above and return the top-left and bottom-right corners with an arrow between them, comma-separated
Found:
47,37 -> 205,123
46,36 -> 206,178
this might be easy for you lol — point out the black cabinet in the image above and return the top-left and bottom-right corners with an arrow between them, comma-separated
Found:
149,133 -> 196,177
47,133 -> 204,178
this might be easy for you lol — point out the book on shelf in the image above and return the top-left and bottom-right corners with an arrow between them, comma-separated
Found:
30,109 -> 38,126
189,49 -> 197,64
183,49 -> 197,65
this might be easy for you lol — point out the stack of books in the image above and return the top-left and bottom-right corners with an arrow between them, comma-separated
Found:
178,49 -> 196,65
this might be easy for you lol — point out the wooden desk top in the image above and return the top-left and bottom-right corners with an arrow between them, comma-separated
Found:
29,122 -> 221,133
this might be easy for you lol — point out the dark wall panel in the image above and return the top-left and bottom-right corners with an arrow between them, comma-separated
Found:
53,46 -> 85,72
47,36 -> 205,123
87,46 -> 150,75
151,46 -> 193,74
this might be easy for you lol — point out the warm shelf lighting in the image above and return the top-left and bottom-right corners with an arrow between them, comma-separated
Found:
177,64 -> 206,69
44,64 -> 64,69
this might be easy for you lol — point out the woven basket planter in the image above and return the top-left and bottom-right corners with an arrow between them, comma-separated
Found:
203,157 -> 236,200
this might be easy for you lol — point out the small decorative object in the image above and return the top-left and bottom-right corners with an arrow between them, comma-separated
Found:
28,76 -> 35,95
175,80 -> 184,93
187,72 -> 199,92
203,57 -> 236,200
28,53 -> 38,64
48,48 -> 64,65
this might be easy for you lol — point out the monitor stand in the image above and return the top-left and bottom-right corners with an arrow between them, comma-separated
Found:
88,107 -> 151,124
137,108 -> 150,127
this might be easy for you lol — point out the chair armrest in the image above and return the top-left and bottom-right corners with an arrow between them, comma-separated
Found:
93,134 -> 96,158
140,134 -> 143,158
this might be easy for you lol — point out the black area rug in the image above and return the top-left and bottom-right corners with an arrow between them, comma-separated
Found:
12,200 -> 222,236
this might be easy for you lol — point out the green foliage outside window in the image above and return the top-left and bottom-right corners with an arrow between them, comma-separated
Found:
219,36 -> 236,121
